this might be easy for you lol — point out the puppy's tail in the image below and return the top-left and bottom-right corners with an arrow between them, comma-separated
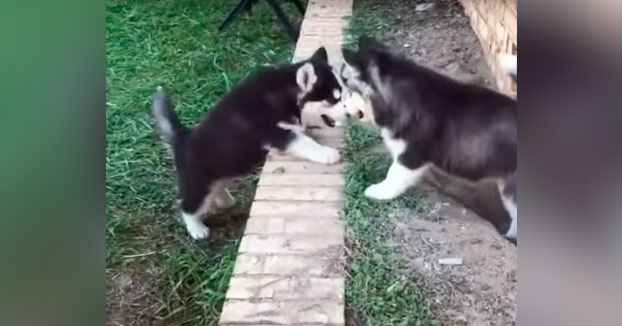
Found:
499,54 -> 517,82
151,87 -> 190,167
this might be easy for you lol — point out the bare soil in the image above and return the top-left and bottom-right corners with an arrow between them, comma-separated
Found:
383,0 -> 494,87
364,0 -> 517,325
391,184 -> 517,326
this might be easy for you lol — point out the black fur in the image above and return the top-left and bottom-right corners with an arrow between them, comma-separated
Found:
152,47 -> 342,220
343,37 -> 517,237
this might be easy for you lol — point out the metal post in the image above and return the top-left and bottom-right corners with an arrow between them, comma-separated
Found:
265,0 -> 299,41
218,0 -> 254,31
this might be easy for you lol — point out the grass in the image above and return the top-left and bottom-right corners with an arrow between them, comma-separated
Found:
106,0 -> 298,324
341,1 -> 438,325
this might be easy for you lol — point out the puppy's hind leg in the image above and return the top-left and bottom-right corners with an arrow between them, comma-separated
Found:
424,166 -> 514,242
498,173 -> 517,240
212,181 -> 236,210
179,174 -> 216,240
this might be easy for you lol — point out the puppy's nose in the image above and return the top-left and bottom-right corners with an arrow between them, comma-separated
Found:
346,113 -> 351,118
357,111 -> 364,119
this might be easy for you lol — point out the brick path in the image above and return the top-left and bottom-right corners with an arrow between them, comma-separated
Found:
219,1 -> 352,325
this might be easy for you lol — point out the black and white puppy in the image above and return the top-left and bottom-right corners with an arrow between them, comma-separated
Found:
340,37 -> 517,240
152,47 -> 352,240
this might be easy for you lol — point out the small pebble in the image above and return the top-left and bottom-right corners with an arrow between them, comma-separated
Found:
415,3 -> 435,12
439,258 -> 463,265
272,167 -> 286,174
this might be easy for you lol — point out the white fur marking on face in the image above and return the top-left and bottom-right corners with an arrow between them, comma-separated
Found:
182,212 -> 210,240
339,63 -> 375,123
343,90 -> 374,123
296,63 -> 317,92
369,63 -> 392,104
344,67 -> 375,98
300,100 -> 349,128
283,133 -> 340,164
333,89 -> 341,99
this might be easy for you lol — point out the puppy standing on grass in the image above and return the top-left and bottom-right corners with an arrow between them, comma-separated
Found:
152,47 -> 362,240
340,36 -> 517,240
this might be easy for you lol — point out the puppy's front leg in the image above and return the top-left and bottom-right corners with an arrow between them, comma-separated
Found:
365,161 -> 430,200
285,133 -> 341,165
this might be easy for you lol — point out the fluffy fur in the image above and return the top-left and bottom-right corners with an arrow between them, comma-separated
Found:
341,37 -> 517,240
152,47 -> 353,239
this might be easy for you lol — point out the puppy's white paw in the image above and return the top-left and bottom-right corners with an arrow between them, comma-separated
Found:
364,182 -> 399,201
186,221 -> 210,240
313,146 -> 341,165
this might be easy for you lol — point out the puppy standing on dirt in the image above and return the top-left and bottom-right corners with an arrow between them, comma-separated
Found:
340,37 -> 517,240
152,47 -> 362,239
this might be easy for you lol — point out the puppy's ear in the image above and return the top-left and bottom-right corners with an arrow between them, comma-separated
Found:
342,48 -> 357,67
296,63 -> 318,92
310,47 -> 328,63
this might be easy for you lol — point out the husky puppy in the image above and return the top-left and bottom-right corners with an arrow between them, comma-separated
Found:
340,37 -> 517,240
152,47 -> 357,240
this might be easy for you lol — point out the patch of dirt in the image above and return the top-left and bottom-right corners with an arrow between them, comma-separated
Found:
361,0 -> 517,325
391,184 -> 517,326
106,176 -> 256,326
381,0 -> 495,87
106,271 -> 161,326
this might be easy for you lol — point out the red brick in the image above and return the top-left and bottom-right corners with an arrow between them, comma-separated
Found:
232,254 -> 265,275
220,300 -> 344,325
258,174 -> 344,187
249,201 -> 341,218
238,234 -> 343,254
263,254 -> 343,276
255,186 -> 342,202
221,0 -> 352,324
300,19 -> 348,36
503,7 -> 517,39
262,161 -> 345,175
284,218 -> 344,236
226,276 -> 344,300
244,217 -> 285,235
